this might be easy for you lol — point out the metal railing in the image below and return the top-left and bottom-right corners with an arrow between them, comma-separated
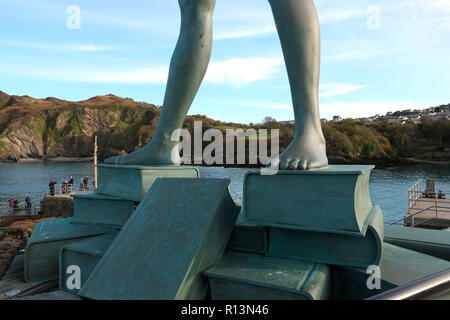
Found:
389,204 -> 450,227
46,181 -> 95,196
408,180 -> 423,214
46,184 -> 77,196
367,268 -> 450,300
389,205 -> 436,226
397,179 -> 449,227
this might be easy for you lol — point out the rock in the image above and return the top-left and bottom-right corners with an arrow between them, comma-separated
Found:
2,218 -> 56,241
0,91 -> 161,161
0,238 -> 22,280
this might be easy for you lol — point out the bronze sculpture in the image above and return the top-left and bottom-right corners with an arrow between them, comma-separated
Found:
106,0 -> 328,170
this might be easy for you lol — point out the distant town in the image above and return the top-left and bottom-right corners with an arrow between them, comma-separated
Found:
323,103 -> 450,124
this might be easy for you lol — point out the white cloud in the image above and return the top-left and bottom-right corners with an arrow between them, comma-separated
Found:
0,40 -> 113,52
319,101 -> 428,119
205,57 -> 284,87
75,57 -> 284,86
325,47 -> 405,62
212,2 -> 372,40
319,8 -> 367,24
319,83 -> 368,98
223,99 -> 434,120
411,0 -> 450,31
81,9 -> 179,36
213,7 -> 369,40
72,67 -> 169,84
66,44 -> 114,52
214,26 -> 276,40
0,56 -> 285,87
217,100 -> 292,111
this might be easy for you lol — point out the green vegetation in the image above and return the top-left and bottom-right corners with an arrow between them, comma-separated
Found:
0,91 -> 12,110
63,109 -> 85,136
0,89 -> 448,165
322,119 -> 450,162
215,125 -> 241,130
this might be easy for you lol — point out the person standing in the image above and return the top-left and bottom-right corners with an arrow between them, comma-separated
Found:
8,198 -> 14,208
25,196 -> 32,211
69,176 -> 74,193
84,176 -> 89,191
62,180 -> 68,194
49,180 -> 56,196
80,177 -> 84,191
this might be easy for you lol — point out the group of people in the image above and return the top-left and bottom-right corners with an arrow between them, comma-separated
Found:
79,176 -> 93,192
48,176 -> 95,196
8,196 -> 32,211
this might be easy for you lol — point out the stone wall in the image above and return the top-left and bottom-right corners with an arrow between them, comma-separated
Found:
41,195 -> 74,218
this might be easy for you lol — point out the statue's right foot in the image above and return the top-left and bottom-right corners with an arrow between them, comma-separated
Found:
266,123 -> 328,171
104,139 -> 180,166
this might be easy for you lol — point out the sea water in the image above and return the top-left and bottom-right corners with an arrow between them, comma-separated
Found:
0,161 -> 448,222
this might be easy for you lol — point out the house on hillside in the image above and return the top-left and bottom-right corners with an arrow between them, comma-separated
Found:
409,115 -> 422,123
435,112 -> 450,120
332,116 -> 342,123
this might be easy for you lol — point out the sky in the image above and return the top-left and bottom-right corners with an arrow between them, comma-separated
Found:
0,0 -> 449,123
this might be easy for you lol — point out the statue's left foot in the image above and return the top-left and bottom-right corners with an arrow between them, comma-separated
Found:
267,127 -> 328,170
104,138 -> 180,166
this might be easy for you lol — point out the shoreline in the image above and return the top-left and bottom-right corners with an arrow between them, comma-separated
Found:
193,157 -> 450,169
1,156 -> 449,168
16,157 -> 94,163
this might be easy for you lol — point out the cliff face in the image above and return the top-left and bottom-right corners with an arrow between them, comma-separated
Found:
0,91 -> 161,161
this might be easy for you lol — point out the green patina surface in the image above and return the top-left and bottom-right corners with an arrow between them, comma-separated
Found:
96,164 -> 199,201
227,212 -> 268,254
59,232 -> 118,295
22,164 -> 450,300
80,178 -> 239,300
333,243 -> 450,300
243,165 -> 374,235
24,218 -> 117,283
72,192 -> 135,227
384,224 -> 450,261
204,251 -> 330,300
266,205 -> 384,268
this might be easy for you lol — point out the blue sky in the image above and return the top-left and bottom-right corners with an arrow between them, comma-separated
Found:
0,0 -> 449,123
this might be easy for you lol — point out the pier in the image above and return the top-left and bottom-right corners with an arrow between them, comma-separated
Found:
0,178 -> 95,217
403,179 -> 450,229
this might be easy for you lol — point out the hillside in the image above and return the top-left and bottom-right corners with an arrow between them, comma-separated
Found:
0,90 -> 449,165
0,90 -> 237,162
0,90 -> 162,161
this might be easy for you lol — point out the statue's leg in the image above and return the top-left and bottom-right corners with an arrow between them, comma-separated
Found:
268,0 -> 328,170
106,0 -> 216,165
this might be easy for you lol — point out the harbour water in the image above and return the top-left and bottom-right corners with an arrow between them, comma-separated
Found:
0,161 -> 449,223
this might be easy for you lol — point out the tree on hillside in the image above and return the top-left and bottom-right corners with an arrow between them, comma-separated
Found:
262,116 -> 277,124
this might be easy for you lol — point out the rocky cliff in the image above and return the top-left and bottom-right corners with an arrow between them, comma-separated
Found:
0,90 -> 162,161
